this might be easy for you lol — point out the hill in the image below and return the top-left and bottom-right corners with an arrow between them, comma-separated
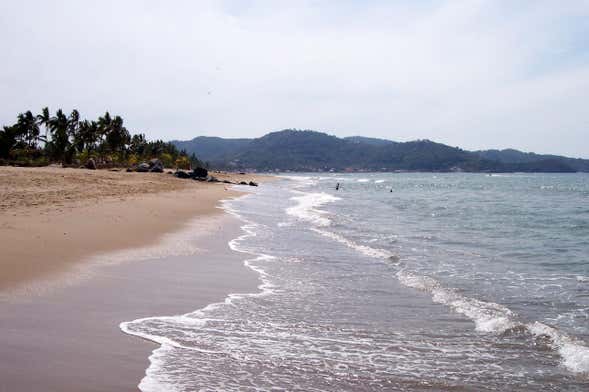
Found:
170,136 -> 252,164
172,130 -> 587,172
474,149 -> 589,172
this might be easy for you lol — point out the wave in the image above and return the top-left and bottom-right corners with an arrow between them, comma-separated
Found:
285,191 -> 340,227
311,228 -> 398,261
529,322 -> 589,374
312,225 -> 589,376
396,270 -> 589,375
396,271 -> 518,333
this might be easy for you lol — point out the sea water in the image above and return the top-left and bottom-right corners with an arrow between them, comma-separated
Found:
122,173 -> 589,391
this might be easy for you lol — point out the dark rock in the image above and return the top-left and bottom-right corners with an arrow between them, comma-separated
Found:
85,158 -> 97,170
126,167 -> 134,172
175,170 -> 191,179
239,181 -> 248,185
249,181 -> 258,187
192,167 -> 208,178
137,162 -> 150,172
148,158 -> 164,173
222,180 -> 233,184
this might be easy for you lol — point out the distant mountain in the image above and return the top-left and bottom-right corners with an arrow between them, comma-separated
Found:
474,149 -> 589,172
171,136 -> 252,163
172,129 -> 587,172
343,136 -> 396,146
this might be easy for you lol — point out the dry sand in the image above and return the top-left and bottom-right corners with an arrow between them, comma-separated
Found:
0,166 -> 267,292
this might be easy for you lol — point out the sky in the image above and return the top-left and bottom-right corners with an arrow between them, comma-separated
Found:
1,0 -> 588,158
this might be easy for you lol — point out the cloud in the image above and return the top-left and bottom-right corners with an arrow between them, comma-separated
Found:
1,0 -> 588,157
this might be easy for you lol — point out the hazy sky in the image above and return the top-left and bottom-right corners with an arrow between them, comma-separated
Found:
1,1 -> 588,157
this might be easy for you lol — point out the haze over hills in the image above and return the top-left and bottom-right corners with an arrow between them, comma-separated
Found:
171,130 -> 589,173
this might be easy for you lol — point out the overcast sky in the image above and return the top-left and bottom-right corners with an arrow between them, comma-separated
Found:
1,1 -> 588,157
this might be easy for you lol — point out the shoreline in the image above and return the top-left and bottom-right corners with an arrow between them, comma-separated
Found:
0,166 -> 268,292
0,166 -> 268,391
0,212 -> 260,391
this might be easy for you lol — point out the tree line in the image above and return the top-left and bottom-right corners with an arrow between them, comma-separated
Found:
0,108 -> 201,169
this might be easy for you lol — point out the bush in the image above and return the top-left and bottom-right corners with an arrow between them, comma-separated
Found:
160,152 -> 173,168
127,154 -> 139,167
175,156 -> 191,170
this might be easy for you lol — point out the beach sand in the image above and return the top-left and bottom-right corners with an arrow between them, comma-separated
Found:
0,166 -> 265,292
0,166 -> 266,391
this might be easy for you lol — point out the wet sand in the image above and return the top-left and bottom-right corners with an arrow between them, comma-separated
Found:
0,213 -> 259,392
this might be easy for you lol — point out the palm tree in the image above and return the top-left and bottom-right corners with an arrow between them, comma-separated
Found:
48,109 -> 70,162
76,120 -> 101,152
68,109 -> 80,136
129,133 -> 147,156
96,112 -> 112,153
0,125 -> 18,158
36,107 -> 51,144
16,111 -> 40,148
106,115 -> 130,153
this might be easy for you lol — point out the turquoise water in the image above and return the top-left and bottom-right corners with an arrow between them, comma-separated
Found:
123,173 -> 589,391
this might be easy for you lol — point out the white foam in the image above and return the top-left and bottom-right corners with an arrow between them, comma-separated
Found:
138,344 -> 182,392
396,271 -> 517,333
357,178 -> 370,183
286,191 -> 340,227
374,179 -> 385,183
528,322 -> 589,375
397,270 -> 589,375
121,195 -> 282,390
312,228 -> 396,260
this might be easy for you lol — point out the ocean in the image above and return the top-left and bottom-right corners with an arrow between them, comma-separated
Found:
122,173 -> 589,391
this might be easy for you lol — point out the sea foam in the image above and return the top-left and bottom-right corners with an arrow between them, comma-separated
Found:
286,191 -> 340,227
312,228 -> 396,260
397,270 -> 589,375
120,195 -> 281,390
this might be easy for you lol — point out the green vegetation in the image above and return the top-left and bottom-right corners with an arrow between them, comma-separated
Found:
172,129 -> 585,173
0,108 -> 201,168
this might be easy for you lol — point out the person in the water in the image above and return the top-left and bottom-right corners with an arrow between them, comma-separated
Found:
336,183 -> 340,190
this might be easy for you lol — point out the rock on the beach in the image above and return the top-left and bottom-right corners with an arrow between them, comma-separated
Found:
148,159 -> 164,173
192,167 -> 208,178
249,181 -> 258,187
85,158 -> 96,170
175,170 -> 191,179
239,181 -> 248,185
137,162 -> 150,172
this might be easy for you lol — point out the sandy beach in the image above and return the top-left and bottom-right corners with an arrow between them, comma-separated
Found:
0,166 -> 267,391
0,166 -> 265,292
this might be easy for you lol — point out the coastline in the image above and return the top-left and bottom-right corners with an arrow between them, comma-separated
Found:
0,166 -> 267,391
0,166 -> 267,292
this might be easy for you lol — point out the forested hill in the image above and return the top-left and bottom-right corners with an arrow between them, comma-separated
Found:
171,130 -> 589,172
